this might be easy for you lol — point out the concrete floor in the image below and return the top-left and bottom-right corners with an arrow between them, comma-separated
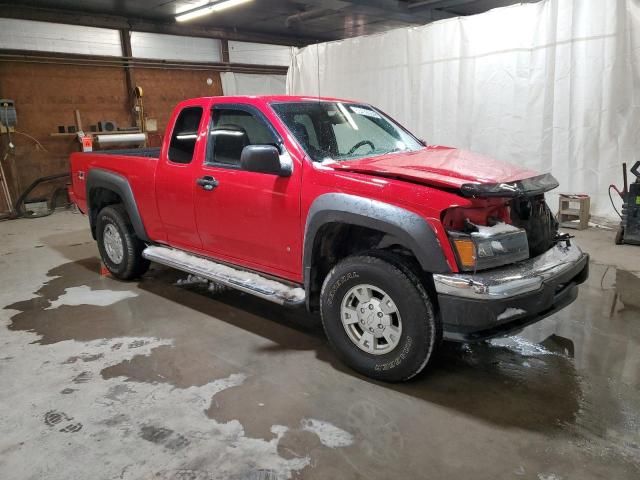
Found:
1,210 -> 639,480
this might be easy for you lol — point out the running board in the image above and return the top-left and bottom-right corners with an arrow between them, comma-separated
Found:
142,245 -> 305,306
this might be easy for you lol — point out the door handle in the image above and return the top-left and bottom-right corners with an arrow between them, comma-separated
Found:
196,176 -> 219,191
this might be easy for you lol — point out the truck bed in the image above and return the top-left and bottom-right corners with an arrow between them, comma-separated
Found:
87,148 -> 160,159
69,148 -> 160,218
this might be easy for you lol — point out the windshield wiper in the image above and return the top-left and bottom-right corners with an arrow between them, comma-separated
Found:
332,147 -> 407,162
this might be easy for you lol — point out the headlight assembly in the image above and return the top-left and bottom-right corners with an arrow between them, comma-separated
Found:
449,223 -> 529,271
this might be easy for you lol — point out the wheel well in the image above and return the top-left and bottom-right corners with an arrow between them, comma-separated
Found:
307,223 -> 429,311
88,187 -> 123,238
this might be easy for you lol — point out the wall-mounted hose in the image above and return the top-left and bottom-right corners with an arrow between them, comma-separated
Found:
13,172 -> 71,218
608,184 -> 623,219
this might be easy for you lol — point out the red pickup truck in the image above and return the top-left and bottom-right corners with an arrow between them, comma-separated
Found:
69,95 -> 588,382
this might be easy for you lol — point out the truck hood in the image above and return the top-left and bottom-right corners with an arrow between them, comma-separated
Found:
328,146 -> 541,190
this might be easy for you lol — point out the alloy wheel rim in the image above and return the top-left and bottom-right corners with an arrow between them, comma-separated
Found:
103,223 -> 124,264
340,284 -> 402,355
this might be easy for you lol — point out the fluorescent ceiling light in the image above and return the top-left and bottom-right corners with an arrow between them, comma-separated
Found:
176,0 -> 252,22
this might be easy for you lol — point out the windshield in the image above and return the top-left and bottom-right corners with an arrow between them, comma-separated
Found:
271,101 -> 424,162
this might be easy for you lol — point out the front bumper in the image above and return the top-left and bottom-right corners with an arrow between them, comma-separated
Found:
433,241 -> 589,342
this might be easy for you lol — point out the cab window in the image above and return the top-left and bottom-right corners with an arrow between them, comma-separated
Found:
169,107 -> 203,164
207,107 -> 278,167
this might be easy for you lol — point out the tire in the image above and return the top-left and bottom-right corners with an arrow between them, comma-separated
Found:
96,204 -> 149,280
320,253 -> 438,382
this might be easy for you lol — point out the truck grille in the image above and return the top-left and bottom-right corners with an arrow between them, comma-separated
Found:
509,194 -> 559,257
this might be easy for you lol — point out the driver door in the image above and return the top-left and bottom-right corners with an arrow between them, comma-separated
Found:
193,103 -> 302,280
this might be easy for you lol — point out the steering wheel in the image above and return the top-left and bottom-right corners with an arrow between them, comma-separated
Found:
347,140 -> 375,155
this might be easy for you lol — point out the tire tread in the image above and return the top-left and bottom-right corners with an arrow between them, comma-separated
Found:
320,251 -> 438,382
96,204 -> 149,280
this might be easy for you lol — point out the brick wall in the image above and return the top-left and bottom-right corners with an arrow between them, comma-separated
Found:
134,68 -> 222,146
0,62 -> 222,214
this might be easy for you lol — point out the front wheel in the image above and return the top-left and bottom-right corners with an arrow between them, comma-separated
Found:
320,253 -> 438,382
96,204 -> 149,280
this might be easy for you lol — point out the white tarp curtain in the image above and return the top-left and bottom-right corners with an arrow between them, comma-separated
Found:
287,0 -> 640,220
221,72 -> 287,95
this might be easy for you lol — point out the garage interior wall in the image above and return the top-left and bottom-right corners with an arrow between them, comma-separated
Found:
0,62 -> 131,213
220,72 -> 286,95
0,18 -> 122,56
287,0 -> 640,220
221,41 -> 291,95
0,21 -> 289,215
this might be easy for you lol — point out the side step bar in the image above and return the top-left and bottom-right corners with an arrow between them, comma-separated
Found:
142,245 -> 305,307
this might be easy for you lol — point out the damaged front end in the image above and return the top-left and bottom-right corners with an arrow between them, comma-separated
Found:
435,172 -> 589,341
458,173 -> 559,198
447,222 -> 530,272
433,240 -> 589,341
443,174 -> 561,272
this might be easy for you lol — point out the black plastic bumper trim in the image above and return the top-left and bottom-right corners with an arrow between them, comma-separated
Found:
440,255 -> 589,342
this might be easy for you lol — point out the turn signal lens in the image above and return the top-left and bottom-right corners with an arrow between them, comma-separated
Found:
452,238 -> 476,270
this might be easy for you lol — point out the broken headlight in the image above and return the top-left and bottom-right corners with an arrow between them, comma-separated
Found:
449,223 -> 530,271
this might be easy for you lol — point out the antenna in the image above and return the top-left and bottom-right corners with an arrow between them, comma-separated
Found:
316,42 -> 321,100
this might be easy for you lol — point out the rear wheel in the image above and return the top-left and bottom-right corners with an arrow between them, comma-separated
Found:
320,253 -> 438,382
96,204 -> 149,280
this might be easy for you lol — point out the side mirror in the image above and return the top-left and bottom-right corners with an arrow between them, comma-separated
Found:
240,145 -> 291,177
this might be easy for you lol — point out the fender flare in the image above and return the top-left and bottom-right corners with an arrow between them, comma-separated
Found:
303,193 -> 451,292
86,168 -> 149,242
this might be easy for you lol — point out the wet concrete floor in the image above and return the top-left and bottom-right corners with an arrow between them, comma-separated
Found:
0,211 -> 639,479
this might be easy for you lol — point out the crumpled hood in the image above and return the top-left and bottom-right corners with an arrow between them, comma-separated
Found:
328,146 -> 540,189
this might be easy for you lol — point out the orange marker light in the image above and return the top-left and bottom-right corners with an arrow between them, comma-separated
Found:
452,238 -> 476,270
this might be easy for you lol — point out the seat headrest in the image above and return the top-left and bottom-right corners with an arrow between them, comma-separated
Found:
212,123 -> 249,164
290,121 -> 311,146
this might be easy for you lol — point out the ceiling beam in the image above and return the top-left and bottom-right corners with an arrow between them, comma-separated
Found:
0,4 -> 310,46
408,0 -> 484,10
344,0 -> 457,21
0,49 -> 289,75
299,0 -> 456,23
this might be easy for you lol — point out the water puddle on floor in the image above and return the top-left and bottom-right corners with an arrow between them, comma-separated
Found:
3,257 -> 640,478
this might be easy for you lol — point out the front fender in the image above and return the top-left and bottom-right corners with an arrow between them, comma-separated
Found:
303,193 -> 450,293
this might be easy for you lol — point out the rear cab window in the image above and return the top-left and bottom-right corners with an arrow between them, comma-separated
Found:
169,106 -> 203,164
